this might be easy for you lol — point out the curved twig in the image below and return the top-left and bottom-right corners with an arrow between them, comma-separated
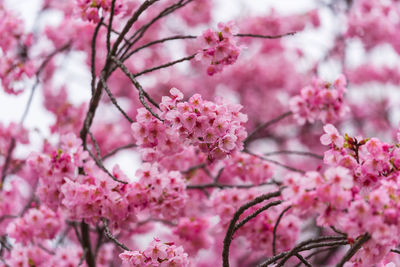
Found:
335,233 -> 370,267
244,111 -> 293,146
111,56 -> 162,121
245,150 -> 306,174
273,205 -> 292,255
222,190 -> 282,267
102,218 -> 130,251
99,75 -> 134,123
103,143 -> 137,159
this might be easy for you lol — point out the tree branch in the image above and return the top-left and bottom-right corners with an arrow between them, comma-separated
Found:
102,218 -> 130,251
100,75 -> 134,123
245,150 -> 306,174
91,18 -> 104,96
264,150 -> 323,160
233,200 -> 282,232
335,233 -> 370,267
244,111 -> 292,147
103,143 -> 137,159
222,190 -> 282,267
111,56 -> 162,120
273,205 -> 292,255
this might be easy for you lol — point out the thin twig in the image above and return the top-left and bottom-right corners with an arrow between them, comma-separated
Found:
222,190 -> 282,267
78,248 -> 87,267
234,200 -> 282,232
294,247 -> 340,267
258,237 -> 348,267
103,143 -> 137,159
100,75 -> 134,123
187,181 -> 279,190
330,226 -> 347,236
264,150 -> 323,160
91,18 -> 104,96
1,139 -> 15,185
295,253 -> 312,267
122,31 -> 295,62
110,0 -> 159,56
122,35 -> 196,61
133,54 -> 196,78
235,32 -> 297,39
273,205 -> 292,255
137,218 -> 177,227
88,130 -> 102,161
111,56 -> 162,120
181,163 -> 207,174
391,248 -> 400,254
86,145 -> 128,184
102,218 -> 130,251
245,150 -> 306,174
244,111 -> 293,146
119,0 -> 193,57
335,233 -> 370,267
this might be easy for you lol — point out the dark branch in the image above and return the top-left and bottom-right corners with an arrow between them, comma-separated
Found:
122,35 -> 196,61
245,150 -> 306,174
91,18 -> 104,96
234,200 -> 282,232
132,53 -> 196,78
222,190 -> 282,267
100,75 -> 134,123
103,143 -> 137,159
102,218 -> 130,251
107,0 -> 116,54
295,253 -> 312,267
244,111 -> 292,146
111,56 -> 162,120
264,150 -> 323,160
258,237 -> 348,267
235,32 -> 297,39
335,233 -> 370,267
273,205 -> 292,255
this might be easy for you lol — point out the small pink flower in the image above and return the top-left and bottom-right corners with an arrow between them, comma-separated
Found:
320,124 -> 344,147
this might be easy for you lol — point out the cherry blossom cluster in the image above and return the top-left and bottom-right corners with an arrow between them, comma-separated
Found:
283,124 -> 400,266
0,5 -> 35,94
119,238 -> 190,267
161,88 -> 248,161
131,107 -> 183,163
6,205 -> 62,245
289,75 -> 349,125
195,21 -> 242,75
28,133 -> 188,227
132,88 -> 248,161
27,133 -> 90,211
134,162 -> 187,220
76,0 -> 124,23
28,134 -> 135,226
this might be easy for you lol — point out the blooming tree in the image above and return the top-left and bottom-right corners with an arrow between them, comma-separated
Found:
1,0 -> 400,266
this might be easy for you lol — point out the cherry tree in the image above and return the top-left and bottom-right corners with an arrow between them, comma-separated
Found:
0,0 -> 400,266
